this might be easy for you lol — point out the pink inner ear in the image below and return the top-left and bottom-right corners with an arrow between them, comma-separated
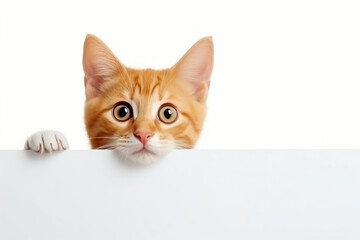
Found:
85,75 -> 104,97
83,53 -> 109,96
83,34 -> 123,98
174,37 -> 214,102
84,60 -> 108,97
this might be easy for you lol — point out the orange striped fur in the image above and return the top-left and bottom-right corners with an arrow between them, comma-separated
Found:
83,35 -> 213,163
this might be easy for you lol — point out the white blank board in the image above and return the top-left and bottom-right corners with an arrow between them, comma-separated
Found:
1,150 -> 360,239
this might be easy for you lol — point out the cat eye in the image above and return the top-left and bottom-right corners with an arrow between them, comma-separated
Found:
113,102 -> 133,122
158,104 -> 178,124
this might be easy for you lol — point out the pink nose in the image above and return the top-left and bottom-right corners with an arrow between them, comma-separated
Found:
134,131 -> 153,146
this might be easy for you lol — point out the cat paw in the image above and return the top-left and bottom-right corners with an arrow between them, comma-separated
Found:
24,130 -> 69,153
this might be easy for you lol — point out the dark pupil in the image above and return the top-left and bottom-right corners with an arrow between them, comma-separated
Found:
118,106 -> 129,118
164,108 -> 172,119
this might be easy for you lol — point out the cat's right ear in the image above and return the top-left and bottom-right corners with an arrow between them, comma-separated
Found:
83,34 -> 126,98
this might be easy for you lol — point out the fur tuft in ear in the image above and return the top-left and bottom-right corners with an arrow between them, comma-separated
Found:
173,37 -> 214,103
83,34 -> 127,98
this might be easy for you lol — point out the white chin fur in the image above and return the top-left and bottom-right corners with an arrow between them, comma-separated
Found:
115,150 -> 166,164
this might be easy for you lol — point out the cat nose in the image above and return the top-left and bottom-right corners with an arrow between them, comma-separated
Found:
134,131 -> 153,146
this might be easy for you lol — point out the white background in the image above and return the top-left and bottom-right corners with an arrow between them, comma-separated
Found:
1,0 -> 360,150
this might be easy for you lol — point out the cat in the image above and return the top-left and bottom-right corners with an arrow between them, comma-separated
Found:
25,34 -> 214,164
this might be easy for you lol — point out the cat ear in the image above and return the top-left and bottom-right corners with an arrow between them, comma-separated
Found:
173,37 -> 214,103
83,34 -> 126,98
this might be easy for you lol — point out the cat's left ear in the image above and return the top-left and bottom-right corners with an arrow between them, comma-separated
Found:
172,37 -> 214,103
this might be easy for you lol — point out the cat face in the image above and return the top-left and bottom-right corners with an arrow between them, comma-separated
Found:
83,35 -> 213,163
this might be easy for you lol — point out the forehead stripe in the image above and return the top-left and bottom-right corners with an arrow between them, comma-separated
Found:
149,81 -> 160,95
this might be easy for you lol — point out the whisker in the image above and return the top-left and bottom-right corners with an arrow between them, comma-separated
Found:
97,144 -> 123,150
89,136 -> 128,140
96,138 -> 121,150
96,138 -> 136,150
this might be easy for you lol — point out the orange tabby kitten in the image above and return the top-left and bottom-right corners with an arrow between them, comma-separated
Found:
25,35 -> 213,164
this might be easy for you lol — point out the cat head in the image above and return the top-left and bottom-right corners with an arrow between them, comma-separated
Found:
83,34 -> 213,164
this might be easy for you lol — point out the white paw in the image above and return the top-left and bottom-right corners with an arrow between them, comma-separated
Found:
24,130 -> 69,153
